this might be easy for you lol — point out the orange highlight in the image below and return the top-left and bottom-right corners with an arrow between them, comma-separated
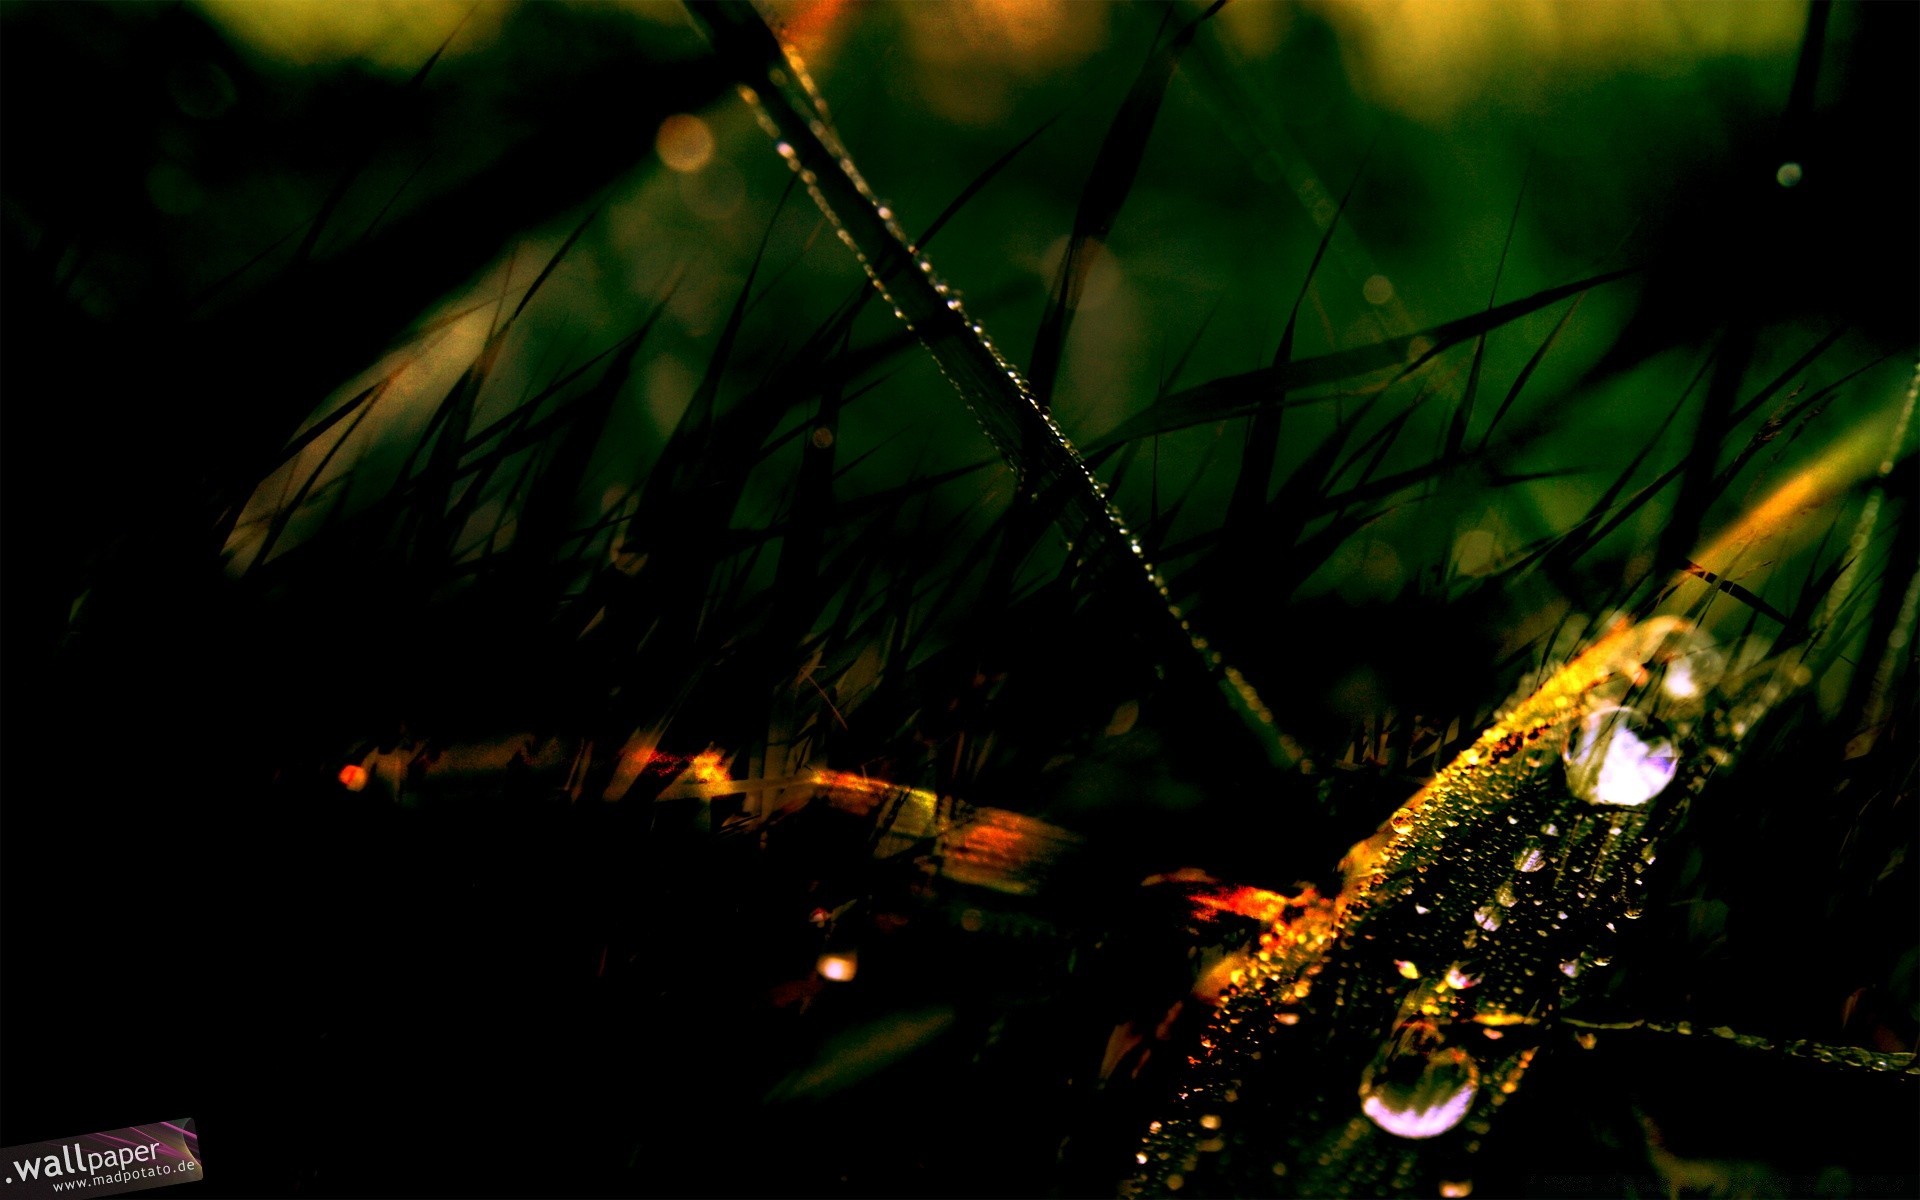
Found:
687,750 -> 731,784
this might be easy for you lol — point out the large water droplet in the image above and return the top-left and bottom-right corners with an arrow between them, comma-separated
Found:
1360,1034 -> 1479,1140
1562,707 -> 1678,807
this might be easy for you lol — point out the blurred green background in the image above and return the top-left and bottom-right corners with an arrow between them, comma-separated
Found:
2,1 -> 1914,1196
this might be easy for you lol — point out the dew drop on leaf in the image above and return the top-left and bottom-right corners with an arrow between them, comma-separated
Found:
1562,706 -> 1678,806
1359,1041 -> 1479,1140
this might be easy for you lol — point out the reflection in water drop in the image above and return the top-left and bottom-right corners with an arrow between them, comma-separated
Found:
1515,843 -> 1546,873
1474,906 -> 1503,931
1645,626 -> 1727,700
1563,707 -> 1678,806
1660,646 -> 1722,700
1360,1037 -> 1479,1140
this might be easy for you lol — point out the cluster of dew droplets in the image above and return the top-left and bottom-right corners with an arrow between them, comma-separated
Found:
1131,619 -> 1807,1193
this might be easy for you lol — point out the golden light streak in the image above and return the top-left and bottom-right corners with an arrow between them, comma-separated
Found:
1691,404 -> 1901,578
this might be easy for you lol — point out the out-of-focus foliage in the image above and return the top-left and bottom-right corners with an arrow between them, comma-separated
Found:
1,1 -> 1912,1196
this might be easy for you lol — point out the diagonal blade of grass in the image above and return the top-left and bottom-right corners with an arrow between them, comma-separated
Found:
1476,292 -> 1586,453
1445,166 -> 1529,462
1227,154 -> 1368,540
249,381 -> 387,570
690,0 -> 1300,769
1085,265 -> 1639,453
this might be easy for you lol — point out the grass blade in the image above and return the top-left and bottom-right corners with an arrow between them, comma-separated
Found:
1027,1 -> 1226,409
690,0 -> 1300,769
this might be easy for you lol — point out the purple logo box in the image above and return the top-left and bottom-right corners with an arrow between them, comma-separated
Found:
1,1119 -> 201,1199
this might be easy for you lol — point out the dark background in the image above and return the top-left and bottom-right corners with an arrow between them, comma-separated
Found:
3,1 -> 1915,1195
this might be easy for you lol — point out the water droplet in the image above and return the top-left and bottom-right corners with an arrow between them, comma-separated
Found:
1777,161 -> 1804,188
1495,882 -> 1518,908
1658,642 -> 1725,701
1515,842 -> 1546,873
1360,1035 -> 1479,1140
1563,707 -> 1678,807
1445,964 -> 1480,990
1474,906 -> 1503,931
1396,959 -> 1421,980
1199,1113 -> 1221,1130
1440,1182 -> 1473,1198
